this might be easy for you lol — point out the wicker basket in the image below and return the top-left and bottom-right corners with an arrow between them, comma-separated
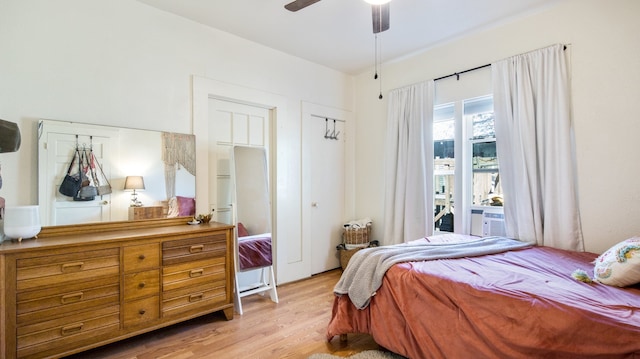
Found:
340,248 -> 363,270
342,223 -> 372,249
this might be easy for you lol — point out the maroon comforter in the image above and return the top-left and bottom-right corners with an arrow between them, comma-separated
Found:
327,245 -> 640,358
238,234 -> 272,270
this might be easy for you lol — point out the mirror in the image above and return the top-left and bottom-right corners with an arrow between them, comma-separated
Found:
231,146 -> 271,235
37,120 -> 196,226
230,145 -> 278,313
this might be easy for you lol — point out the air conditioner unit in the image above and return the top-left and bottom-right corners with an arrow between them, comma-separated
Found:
482,210 -> 506,237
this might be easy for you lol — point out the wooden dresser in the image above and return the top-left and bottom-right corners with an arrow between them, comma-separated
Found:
0,218 -> 234,359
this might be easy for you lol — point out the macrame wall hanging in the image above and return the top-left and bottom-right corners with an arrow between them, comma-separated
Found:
161,132 -> 196,199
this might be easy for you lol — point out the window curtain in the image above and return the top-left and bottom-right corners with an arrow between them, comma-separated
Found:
492,44 -> 583,250
383,81 -> 434,244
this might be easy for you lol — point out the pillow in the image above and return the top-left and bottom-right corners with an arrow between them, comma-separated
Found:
176,196 -> 195,217
237,222 -> 249,237
593,237 -> 640,287
166,197 -> 179,218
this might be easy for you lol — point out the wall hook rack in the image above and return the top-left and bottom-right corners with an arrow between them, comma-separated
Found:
324,118 -> 339,140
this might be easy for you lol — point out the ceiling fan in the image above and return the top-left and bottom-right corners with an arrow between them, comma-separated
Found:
284,0 -> 390,34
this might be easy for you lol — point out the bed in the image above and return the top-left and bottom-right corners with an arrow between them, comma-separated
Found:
327,235 -> 640,358
237,232 -> 273,270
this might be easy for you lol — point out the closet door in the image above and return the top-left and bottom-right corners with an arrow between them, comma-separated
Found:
309,117 -> 345,274
208,99 -> 271,289
208,99 -> 271,225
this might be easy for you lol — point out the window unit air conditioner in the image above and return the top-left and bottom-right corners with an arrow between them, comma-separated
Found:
482,210 -> 506,237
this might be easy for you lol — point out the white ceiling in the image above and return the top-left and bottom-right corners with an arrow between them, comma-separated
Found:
136,0 -> 563,75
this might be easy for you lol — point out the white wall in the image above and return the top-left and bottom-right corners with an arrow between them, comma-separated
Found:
0,0 -> 353,268
354,0 -> 640,253
3,0 -> 637,260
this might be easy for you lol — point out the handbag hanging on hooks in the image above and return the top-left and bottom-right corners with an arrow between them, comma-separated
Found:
89,137 -> 112,195
58,147 -> 82,197
74,149 -> 97,201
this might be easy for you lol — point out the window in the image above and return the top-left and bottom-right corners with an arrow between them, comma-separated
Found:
433,105 -> 455,232
432,95 -> 500,234
466,97 -> 502,207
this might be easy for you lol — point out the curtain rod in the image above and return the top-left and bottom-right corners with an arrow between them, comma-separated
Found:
434,45 -> 567,82
434,64 -> 491,82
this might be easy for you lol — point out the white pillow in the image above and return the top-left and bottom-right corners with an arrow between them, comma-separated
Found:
593,237 -> 640,287
166,197 -> 179,218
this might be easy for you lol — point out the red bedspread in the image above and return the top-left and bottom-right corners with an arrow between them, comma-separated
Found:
238,234 -> 272,270
327,245 -> 640,358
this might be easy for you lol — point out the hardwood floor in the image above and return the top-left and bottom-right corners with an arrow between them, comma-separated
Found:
65,269 -> 380,359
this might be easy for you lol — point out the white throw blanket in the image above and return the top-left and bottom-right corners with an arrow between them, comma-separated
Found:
334,236 -> 531,309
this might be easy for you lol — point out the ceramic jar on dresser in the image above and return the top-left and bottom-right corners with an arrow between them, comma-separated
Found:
0,218 -> 235,359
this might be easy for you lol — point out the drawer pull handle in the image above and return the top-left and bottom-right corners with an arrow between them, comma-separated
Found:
61,323 -> 84,336
138,254 -> 146,260
138,282 -> 146,289
139,309 -> 146,315
61,292 -> 84,304
189,293 -> 204,302
189,245 -> 204,253
190,269 -> 204,278
61,262 -> 84,272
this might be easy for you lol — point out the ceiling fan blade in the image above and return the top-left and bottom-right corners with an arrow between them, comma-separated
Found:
284,0 -> 322,12
372,3 -> 390,33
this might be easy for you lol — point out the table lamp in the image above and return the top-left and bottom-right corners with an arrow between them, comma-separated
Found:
124,176 -> 145,207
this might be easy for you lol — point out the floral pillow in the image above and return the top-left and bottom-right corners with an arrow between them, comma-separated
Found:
593,237 -> 640,287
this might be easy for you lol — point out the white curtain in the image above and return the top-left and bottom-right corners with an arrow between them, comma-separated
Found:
383,81 -> 434,244
492,44 -> 583,250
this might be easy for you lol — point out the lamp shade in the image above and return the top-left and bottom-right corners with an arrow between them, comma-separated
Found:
124,176 -> 145,191
3,205 -> 41,240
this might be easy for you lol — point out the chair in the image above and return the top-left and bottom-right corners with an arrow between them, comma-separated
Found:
234,231 -> 278,315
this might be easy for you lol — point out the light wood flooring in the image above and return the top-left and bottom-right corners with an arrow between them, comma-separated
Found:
65,269 -> 380,359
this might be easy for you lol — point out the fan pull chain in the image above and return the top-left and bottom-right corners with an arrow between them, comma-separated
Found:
374,34 -> 379,80
377,34 -> 383,100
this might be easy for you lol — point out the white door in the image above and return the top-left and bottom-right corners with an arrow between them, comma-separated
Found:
208,98 -> 271,287
310,117 -> 345,274
208,99 -> 271,223
38,125 -> 114,226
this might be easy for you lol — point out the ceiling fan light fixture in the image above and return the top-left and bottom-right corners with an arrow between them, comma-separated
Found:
363,0 -> 391,4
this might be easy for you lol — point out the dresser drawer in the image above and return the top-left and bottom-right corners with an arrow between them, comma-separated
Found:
17,280 -> 119,325
162,280 -> 227,318
123,296 -> 160,327
123,243 -> 160,272
17,248 -> 120,291
124,269 -> 160,301
162,234 -> 226,266
162,257 -> 225,292
16,304 -> 120,358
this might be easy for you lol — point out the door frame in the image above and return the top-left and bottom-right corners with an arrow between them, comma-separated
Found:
192,76 -> 289,282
